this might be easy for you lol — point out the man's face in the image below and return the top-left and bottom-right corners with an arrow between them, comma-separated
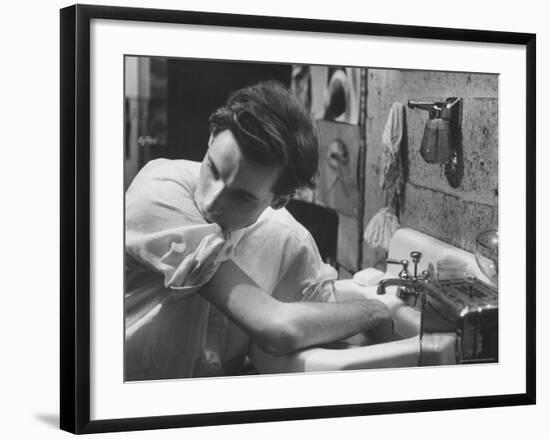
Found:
194,130 -> 287,232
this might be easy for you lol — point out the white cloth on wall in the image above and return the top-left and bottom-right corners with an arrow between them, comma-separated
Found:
125,158 -> 337,380
379,102 -> 405,201
363,207 -> 400,252
364,103 -> 405,254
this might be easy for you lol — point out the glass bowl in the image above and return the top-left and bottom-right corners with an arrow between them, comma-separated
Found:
475,229 -> 498,285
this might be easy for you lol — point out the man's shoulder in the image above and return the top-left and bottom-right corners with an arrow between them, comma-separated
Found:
253,206 -> 310,241
130,158 -> 201,192
141,158 -> 201,178
232,205 -> 318,295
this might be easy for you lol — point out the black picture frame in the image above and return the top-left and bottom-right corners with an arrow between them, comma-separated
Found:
60,3 -> 536,434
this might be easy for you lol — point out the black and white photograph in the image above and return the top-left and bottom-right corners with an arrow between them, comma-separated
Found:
123,56 -> 499,382
54,2 -> 537,435
2,0 -> 546,436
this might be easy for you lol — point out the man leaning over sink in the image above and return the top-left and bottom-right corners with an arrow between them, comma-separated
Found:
124,80 -> 392,380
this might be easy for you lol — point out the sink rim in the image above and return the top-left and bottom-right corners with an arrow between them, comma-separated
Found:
249,279 -> 423,374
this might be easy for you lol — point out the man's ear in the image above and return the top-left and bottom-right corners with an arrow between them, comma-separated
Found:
270,193 -> 293,210
208,133 -> 215,147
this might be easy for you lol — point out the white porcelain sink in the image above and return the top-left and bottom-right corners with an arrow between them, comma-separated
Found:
249,228 -> 484,374
249,279 -> 422,374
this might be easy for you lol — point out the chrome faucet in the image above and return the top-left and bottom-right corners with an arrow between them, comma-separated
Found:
378,251 -> 433,306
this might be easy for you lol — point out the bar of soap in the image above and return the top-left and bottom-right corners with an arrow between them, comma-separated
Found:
353,268 -> 385,286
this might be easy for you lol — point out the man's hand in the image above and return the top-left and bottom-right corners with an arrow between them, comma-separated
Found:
363,299 -> 394,344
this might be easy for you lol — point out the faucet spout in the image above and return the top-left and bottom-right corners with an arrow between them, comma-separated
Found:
376,278 -> 415,296
377,275 -> 438,307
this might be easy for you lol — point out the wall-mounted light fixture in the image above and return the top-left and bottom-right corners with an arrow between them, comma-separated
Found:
408,97 -> 463,187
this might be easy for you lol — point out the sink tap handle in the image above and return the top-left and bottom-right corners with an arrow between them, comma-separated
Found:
386,258 -> 410,279
410,251 -> 422,278
398,260 -> 410,279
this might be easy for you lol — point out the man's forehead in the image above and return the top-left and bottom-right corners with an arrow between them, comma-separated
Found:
207,136 -> 280,197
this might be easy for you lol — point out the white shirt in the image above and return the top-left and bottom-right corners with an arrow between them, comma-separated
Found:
125,158 -> 337,379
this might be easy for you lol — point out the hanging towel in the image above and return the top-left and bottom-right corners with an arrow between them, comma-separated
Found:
364,103 -> 405,254
363,207 -> 400,253
379,102 -> 405,211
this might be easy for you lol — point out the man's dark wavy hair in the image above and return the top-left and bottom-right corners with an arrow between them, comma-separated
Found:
208,80 -> 319,196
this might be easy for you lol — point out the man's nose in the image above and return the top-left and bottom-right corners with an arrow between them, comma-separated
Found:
203,181 -> 225,214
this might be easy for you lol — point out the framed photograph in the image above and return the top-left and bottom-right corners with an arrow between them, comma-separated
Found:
60,4 -> 536,434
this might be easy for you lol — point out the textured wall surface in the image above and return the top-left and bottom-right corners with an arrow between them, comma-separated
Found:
362,69 -> 498,267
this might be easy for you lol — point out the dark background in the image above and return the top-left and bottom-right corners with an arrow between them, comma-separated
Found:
163,59 -> 291,161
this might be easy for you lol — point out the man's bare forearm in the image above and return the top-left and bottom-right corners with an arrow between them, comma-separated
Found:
201,260 -> 391,356
279,299 -> 390,351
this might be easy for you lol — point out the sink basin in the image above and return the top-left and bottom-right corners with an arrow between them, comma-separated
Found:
249,228 -> 475,374
249,280 -> 423,374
